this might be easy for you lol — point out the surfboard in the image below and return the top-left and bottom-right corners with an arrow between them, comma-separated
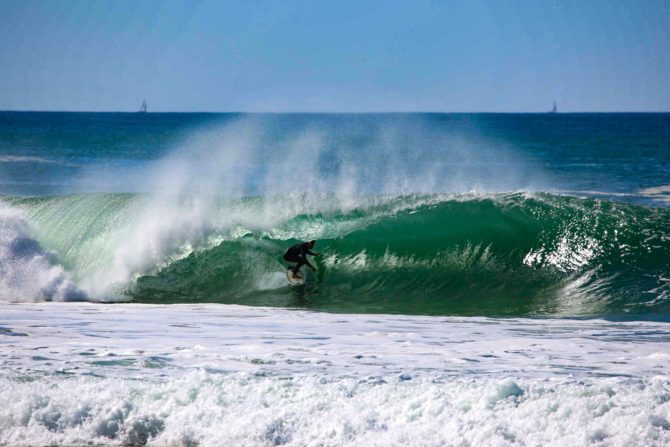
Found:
286,269 -> 305,286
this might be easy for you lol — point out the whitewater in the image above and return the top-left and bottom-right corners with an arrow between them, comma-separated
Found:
1,112 -> 670,445
2,303 -> 670,446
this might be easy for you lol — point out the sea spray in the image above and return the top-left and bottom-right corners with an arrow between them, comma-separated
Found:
3,115 -> 539,299
105,116 -> 548,299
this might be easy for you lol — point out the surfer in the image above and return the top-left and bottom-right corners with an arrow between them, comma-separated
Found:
283,240 -> 321,279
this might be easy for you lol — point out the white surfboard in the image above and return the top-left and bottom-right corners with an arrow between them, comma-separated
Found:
286,269 -> 305,286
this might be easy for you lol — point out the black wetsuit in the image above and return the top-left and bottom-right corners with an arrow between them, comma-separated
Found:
283,242 -> 316,274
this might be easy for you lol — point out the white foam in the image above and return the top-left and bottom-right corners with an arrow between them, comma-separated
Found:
256,271 -> 290,290
2,371 -> 668,447
1,303 -> 669,446
0,203 -> 85,302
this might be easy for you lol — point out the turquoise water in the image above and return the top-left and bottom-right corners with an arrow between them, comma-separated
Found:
2,112 -> 669,200
1,112 -> 669,318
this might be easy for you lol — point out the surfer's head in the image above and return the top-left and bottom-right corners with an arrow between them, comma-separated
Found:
308,240 -> 316,248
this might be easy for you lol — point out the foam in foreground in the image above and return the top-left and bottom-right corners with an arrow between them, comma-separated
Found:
1,303 -> 669,446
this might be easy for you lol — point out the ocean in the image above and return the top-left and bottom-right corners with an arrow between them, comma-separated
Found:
1,112 -> 669,445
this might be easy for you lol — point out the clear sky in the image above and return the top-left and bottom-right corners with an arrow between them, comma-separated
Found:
1,0 -> 669,112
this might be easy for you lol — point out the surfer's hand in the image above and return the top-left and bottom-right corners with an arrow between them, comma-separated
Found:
314,253 -> 321,257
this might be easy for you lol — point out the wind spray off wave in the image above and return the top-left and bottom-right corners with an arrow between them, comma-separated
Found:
0,116 -> 539,297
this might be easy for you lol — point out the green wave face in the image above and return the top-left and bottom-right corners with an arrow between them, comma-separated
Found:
128,194 -> 670,317
8,193 -> 670,317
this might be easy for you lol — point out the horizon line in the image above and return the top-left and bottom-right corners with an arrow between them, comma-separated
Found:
2,109 -> 669,114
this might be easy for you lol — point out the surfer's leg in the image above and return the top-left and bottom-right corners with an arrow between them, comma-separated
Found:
284,254 -> 301,274
293,260 -> 305,275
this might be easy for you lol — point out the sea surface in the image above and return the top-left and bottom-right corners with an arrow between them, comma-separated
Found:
1,112 -> 669,445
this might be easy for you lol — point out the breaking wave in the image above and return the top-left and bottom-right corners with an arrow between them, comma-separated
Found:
1,192 -> 668,318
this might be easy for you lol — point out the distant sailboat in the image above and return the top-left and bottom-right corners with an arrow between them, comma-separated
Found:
549,100 -> 557,114
138,100 -> 147,113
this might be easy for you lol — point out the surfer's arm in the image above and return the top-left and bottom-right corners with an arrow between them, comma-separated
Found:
306,250 -> 320,257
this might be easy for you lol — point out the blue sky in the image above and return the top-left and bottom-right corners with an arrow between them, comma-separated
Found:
1,0 -> 668,112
